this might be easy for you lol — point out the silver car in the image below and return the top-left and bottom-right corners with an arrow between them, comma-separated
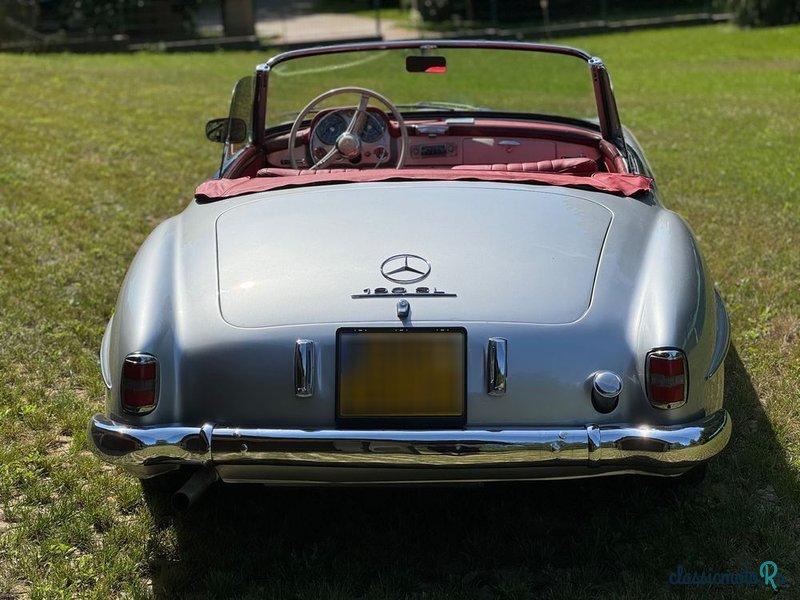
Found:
88,40 -> 731,509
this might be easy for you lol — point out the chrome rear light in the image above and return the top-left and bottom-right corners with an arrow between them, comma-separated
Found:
646,349 -> 687,409
121,353 -> 158,414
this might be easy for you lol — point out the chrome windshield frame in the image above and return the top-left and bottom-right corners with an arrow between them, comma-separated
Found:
252,39 -> 625,155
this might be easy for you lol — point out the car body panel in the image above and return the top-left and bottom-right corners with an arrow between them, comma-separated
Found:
101,181 -> 722,431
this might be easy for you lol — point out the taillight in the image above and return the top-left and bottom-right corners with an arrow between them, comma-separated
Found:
646,349 -> 687,409
121,353 -> 158,414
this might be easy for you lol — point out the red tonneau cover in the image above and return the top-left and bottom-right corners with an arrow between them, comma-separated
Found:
195,169 -> 652,203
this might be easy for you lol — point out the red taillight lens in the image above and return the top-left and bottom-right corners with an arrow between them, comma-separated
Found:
122,354 -> 158,414
646,349 -> 687,408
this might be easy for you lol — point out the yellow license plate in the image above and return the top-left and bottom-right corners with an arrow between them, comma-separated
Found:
337,328 -> 466,419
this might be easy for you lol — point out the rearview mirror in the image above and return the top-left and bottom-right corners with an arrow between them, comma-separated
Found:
205,117 -> 248,144
406,55 -> 447,73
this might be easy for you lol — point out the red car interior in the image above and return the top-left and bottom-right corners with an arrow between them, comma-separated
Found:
198,117 -> 650,202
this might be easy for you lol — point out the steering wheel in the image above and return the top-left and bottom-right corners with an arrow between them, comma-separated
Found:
288,87 -> 408,170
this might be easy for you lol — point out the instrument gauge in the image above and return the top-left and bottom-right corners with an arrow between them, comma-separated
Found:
361,113 -> 386,143
316,112 -> 347,145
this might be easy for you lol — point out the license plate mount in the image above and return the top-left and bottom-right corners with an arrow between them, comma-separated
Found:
336,327 -> 467,429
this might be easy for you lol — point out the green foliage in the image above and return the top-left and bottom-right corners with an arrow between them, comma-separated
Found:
413,0 -> 711,23
41,0 -> 202,38
726,0 -> 800,26
0,1 -> 38,42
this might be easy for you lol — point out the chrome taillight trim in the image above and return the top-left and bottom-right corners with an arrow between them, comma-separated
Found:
121,353 -> 159,415
646,349 -> 688,410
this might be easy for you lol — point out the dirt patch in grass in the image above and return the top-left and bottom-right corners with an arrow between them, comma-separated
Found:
768,313 -> 800,349
45,436 -> 72,457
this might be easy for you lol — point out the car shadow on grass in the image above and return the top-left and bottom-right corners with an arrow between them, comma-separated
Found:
145,345 -> 797,599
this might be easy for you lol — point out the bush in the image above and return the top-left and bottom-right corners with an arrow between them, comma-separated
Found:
726,0 -> 800,26
413,0 -> 713,24
0,1 -> 38,42
37,0 -> 202,38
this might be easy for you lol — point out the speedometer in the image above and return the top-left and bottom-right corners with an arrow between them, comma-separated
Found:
361,113 -> 386,143
315,113 -> 347,145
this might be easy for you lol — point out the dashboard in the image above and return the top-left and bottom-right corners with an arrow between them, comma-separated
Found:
265,109 -> 606,171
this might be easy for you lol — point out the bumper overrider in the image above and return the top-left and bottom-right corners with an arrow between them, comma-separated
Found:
87,410 -> 731,483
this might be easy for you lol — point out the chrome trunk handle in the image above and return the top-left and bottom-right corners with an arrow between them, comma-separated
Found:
487,337 -> 507,396
294,339 -> 315,397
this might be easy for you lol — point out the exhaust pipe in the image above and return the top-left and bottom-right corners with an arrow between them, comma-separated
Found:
172,466 -> 219,511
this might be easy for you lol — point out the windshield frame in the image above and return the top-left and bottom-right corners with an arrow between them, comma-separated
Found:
252,40 -> 625,156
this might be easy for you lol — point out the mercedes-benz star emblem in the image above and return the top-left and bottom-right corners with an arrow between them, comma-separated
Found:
380,254 -> 431,284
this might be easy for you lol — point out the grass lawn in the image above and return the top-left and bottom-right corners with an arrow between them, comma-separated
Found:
1,23 -> 799,599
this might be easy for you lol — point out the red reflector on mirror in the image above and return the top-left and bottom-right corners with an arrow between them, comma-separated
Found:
406,55 -> 447,73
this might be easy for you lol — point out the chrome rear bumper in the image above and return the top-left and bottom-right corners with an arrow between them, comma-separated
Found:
88,410 -> 731,482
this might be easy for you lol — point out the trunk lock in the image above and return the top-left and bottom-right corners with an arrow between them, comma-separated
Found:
396,299 -> 410,319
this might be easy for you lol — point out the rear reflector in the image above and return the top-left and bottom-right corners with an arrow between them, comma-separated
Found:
122,353 -> 158,414
646,349 -> 687,409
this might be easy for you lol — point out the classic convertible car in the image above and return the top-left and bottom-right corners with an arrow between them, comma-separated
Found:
88,40 -> 731,509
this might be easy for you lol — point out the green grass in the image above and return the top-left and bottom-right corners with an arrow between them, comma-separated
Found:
1,23 -> 799,598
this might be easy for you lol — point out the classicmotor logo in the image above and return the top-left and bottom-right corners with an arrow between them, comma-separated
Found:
668,561 -> 787,590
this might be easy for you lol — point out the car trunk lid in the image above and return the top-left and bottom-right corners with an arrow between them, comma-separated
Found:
215,181 -> 611,327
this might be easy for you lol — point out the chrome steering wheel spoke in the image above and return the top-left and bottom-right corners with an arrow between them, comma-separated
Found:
311,145 -> 341,170
345,94 -> 371,136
